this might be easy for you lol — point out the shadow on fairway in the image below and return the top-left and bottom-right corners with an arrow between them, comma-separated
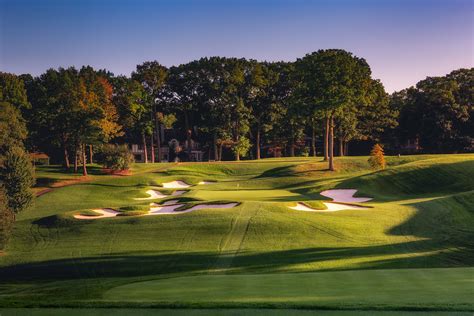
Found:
1,237 -> 472,282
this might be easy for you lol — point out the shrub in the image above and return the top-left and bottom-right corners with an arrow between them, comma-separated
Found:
98,144 -> 134,171
0,146 -> 35,215
368,144 -> 386,170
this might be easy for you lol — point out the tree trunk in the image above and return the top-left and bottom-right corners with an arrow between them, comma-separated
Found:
235,135 -> 240,161
184,111 -> 192,159
328,116 -> 335,171
154,105 -> 162,163
73,144 -> 78,173
156,124 -> 162,162
218,144 -> 223,162
89,144 -> 93,164
63,145 -> 70,169
289,138 -> 295,157
324,117 -> 329,161
82,144 -> 88,176
311,124 -> 316,157
213,133 -> 218,161
339,137 -> 344,157
142,133 -> 148,163
256,127 -> 261,160
150,133 -> 155,163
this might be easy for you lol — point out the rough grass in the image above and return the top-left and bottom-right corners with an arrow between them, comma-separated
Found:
0,154 -> 473,311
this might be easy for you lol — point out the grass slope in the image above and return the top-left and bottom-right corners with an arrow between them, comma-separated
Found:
0,154 -> 473,311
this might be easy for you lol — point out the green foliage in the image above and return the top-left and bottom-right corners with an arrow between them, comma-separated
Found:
0,72 -> 30,109
0,185 -> 14,250
158,113 -> 177,129
368,144 -> 386,170
396,68 -> 473,152
0,146 -> 35,215
98,144 -> 134,171
232,137 -> 251,159
0,102 -> 27,154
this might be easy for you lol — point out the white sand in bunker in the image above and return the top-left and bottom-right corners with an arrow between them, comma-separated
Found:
289,189 -> 372,212
320,189 -> 372,203
134,189 -> 167,200
162,181 -> 191,188
75,202 -> 238,219
74,208 -> 120,219
198,181 -> 215,185
134,189 -> 185,200
290,202 -> 368,212
162,200 -> 179,205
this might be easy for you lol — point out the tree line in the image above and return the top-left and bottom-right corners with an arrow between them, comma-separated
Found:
2,49 -> 473,175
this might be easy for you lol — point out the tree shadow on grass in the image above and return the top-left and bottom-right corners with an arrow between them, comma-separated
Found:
1,238 -> 471,283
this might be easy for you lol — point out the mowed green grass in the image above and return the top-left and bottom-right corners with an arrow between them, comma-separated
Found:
106,267 -> 474,308
0,154 -> 473,312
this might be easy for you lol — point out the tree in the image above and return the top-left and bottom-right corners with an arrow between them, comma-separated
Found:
0,185 -> 13,250
132,61 -> 168,162
0,146 -> 35,215
247,62 -> 286,159
0,102 -> 28,153
396,68 -> 473,153
0,72 -> 30,110
368,144 -> 386,170
0,78 -> 34,249
113,77 -> 152,162
295,49 -> 372,170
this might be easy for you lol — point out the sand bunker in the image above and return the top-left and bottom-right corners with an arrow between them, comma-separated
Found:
320,189 -> 372,203
163,200 -> 179,205
290,202 -> 367,212
172,190 -> 186,196
134,189 -> 168,200
74,208 -> 120,219
198,181 -> 215,185
290,189 -> 372,213
162,181 -> 191,188
75,202 -> 238,219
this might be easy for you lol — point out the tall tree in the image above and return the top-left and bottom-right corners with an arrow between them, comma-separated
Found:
396,69 -> 473,152
0,79 -> 34,250
113,77 -> 152,162
132,61 -> 168,162
295,49 -> 372,170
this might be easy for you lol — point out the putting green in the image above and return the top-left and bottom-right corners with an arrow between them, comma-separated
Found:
105,267 -> 474,309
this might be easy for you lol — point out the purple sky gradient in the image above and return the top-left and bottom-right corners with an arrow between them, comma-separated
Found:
1,0 -> 472,92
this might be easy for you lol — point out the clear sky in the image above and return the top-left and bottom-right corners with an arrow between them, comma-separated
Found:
0,0 -> 472,92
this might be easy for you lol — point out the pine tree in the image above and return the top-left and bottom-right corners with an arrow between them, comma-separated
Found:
0,146 -> 35,216
368,144 -> 386,170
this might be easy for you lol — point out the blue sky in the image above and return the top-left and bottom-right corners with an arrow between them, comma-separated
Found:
0,0 -> 472,92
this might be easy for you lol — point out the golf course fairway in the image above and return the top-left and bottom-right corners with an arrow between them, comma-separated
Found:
0,154 -> 473,314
